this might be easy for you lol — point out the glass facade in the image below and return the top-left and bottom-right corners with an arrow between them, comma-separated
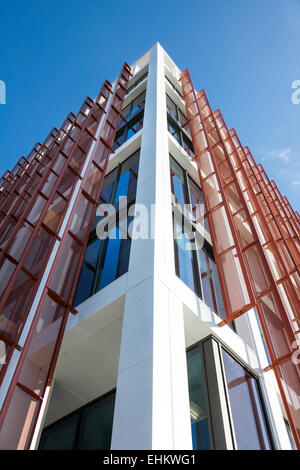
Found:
222,349 -> 272,450
127,71 -> 148,94
166,94 -> 194,158
113,91 -> 145,150
39,391 -> 116,450
170,156 -> 228,325
187,340 -> 273,451
73,151 -> 139,306
186,346 -> 211,450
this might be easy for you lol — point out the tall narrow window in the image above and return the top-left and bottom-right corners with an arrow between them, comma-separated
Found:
73,151 -> 139,306
173,216 -> 202,297
186,346 -> 211,450
166,95 -> 194,158
198,242 -> 226,321
222,349 -> 272,450
114,92 -> 145,150
170,156 -> 188,208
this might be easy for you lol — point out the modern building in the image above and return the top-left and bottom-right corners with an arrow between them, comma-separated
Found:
0,43 -> 299,450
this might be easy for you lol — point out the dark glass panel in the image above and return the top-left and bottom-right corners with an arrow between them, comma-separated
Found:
72,263 -> 95,306
39,413 -> 79,450
98,232 -> 122,290
168,119 -> 180,143
77,393 -> 115,450
99,169 -> 117,204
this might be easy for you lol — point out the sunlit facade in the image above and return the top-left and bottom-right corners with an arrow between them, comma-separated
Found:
0,43 -> 299,450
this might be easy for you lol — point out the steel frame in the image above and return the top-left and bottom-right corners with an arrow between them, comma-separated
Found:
0,62 -> 131,450
180,69 -> 300,448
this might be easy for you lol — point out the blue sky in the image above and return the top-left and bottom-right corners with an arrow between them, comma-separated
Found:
0,0 -> 299,209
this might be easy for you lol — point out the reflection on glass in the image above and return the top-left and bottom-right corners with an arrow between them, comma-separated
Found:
187,346 -> 211,450
170,157 -> 187,207
285,419 -> 296,450
39,413 -> 79,450
173,218 -> 201,297
222,349 -> 272,450
198,244 -> 225,320
39,391 -> 116,450
73,152 -> 139,306
77,393 -> 115,450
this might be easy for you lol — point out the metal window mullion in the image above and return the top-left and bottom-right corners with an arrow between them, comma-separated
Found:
201,336 -> 236,449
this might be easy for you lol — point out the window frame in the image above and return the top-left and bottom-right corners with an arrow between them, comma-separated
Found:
38,389 -> 116,450
219,343 -> 275,450
170,155 -> 235,330
73,152 -> 139,306
166,94 -> 194,158
186,336 -> 275,450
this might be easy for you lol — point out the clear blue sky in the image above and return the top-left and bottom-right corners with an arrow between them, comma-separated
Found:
1,0 -> 299,209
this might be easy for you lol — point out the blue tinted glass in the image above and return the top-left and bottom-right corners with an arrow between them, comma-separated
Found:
172,175 -> 186,206
99,230 -> 122,289
170,158 -> 187,207
73,263 -> 95,306
85,238 -> 101,268
168,121 -> 180,142
126,127 -> 136,141
127,171 -> 138,203
187,347 -> 211,450
114,171 -> 130,205
117,238 -> 131,277
174,222 -> 197,293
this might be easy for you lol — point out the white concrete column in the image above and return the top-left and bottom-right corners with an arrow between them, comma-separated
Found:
111,43 -> 192,450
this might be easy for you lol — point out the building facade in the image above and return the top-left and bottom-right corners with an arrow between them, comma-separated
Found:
0,43 -> 299,450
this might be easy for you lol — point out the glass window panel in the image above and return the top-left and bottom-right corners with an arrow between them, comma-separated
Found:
182,133 -> 194,158
39,413 -> 79,450
222,349 -> 272,450
168,119 -> 180,143
198,243 -> 226,322
73,263 -> 95,307
113,152 -> 140,206
84,237 -> 101,268
170,156 -> 187,207
187,346 -> 211,450
188,177 -> 208,229
129,91 -> 146,119
178,109 -> 188,127
113,128 -> 126,150
99,169 -> 117,204
166,94 -> 177,120
98,234 -> 121,290
77,393 -> 115,450
114,171 -> 130,206
173,218 -> 201,296
116,238 -> 131,278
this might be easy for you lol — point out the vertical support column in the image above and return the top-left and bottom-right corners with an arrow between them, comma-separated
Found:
111,43 -> 192,450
